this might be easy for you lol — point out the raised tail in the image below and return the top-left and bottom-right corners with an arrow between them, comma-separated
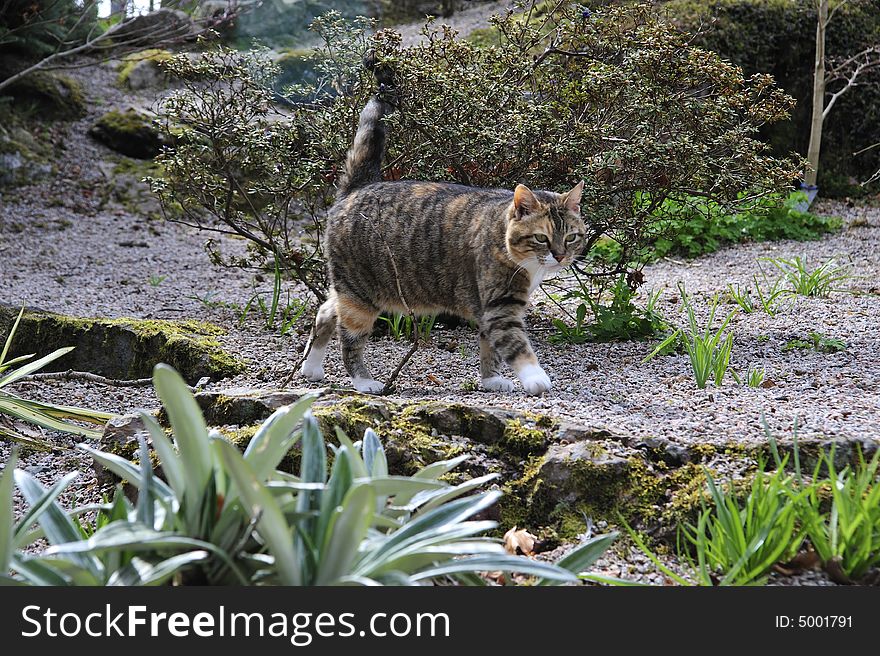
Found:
336,56 -> 396,198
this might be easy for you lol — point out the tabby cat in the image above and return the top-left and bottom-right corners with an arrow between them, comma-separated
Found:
301,69 -> 586,395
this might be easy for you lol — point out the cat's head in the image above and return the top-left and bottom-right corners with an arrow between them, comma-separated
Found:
505,181 -> 586,272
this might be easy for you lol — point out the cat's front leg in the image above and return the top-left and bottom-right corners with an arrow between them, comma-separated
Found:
480,310 -> 551,395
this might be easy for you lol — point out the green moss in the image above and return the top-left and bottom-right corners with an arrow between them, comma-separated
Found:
0,308 -> 244,384
4,72 -> 86,120
90,109 -> 164,159
499,417 -> 550,457
116,49 -> 172,87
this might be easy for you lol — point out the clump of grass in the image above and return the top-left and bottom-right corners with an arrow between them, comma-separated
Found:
766,256 -> 851,298
727,272 -> 787,316
643,283 -> 736,388
794,445 -> 880,583
379,313 -> 437,341
732,364 -> 765,387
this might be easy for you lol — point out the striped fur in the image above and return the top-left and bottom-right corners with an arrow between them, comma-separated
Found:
303,90 -> 586,394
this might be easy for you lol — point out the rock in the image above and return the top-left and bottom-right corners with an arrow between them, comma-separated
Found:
421,403 -> 516,445
96,414 -> 148,487
89,108 -> 167,159
0,127 -> 52,188
3,72 -> 86,120
105,9 -> 196,46
555,422 -> 623,443
536,441 -> 631,507
0,305 -> 245,384
634,436 -> 692,466
194,388 -> 319,425
117,49 -> 173,90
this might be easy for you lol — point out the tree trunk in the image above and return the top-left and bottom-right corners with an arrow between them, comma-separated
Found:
805,0 -> 828,188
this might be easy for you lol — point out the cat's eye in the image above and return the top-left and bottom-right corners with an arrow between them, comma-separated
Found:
565,234 -> 582,243
533,234 -> 549,244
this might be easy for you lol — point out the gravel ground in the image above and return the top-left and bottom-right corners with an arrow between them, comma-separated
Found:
1,5 -> 877,586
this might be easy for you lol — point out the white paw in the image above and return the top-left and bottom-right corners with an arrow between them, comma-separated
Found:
300,361 -> 324,382
353,378 -> 384,394
300,346 -> 326,382
482,376 -> 516,392
517,364 -> 552,395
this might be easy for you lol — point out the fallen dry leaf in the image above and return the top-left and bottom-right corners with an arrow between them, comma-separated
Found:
503,526 -> 537,556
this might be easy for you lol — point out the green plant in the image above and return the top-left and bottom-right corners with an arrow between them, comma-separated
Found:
608,453 -> 804,586
783,331 -> 847,353
3,363 -> 611,586
550,276 -> 667,344
794,445 -> 880,582
650,191 -> 841,261
643,284 -> 737,388
0,308 -> 114,448
678,466 -> 804,585
379,313 -> 436,341
766,256 -> 851,297
148,274 -> 167,287
732,364 -> 766,387
727,282 -> 756,314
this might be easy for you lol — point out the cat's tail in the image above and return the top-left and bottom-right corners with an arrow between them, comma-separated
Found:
336,54 -> 396,198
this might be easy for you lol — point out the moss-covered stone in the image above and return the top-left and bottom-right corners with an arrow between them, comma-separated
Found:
117,49 -> 173,90
0,306 -> 245,384
89,108 -> 165,159
3,72 -> 86,120
0,126 -> 52,188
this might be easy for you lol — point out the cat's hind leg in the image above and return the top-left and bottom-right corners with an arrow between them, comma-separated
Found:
301,291 -> 338,382
336,293 -> 382,393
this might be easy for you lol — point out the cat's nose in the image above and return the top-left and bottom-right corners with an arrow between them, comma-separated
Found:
551,251 -> 565,263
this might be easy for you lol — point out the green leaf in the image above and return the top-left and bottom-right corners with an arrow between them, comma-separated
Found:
0,396 -> 103,439
244,395 -> 315,479
537,532 -> 618,585
0,448 -> 17,572
78,444 -> 174,501
140,412 -> 185,501
0,307 -> 24,368
152,364 -> 212,528
0,347 -> 74,388
315,484 -> 375,585
107,551 -> 209,586
214,438 -> 301,585
410,555 -> 577,583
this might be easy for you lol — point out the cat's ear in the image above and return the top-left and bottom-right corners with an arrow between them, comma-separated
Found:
513,184 -> 539,218
561,180 -> 584,214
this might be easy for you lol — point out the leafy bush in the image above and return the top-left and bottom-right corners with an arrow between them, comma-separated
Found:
2,363 -> 613,585
650,192 -> 841,261
0,308 -> 114,449
154,2 -> 800,302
